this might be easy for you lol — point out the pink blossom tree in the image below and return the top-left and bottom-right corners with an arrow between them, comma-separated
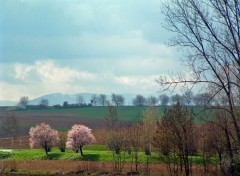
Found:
29,123 -> 59,155
66,124 -> 96,156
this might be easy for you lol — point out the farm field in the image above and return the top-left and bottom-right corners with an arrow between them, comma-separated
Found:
0,106 -> 216,175
0,106 -> 210,138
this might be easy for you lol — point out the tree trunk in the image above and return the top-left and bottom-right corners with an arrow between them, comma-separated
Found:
11,136 -> 14,148
44,146 -> 48,155
79,146 -> 84,156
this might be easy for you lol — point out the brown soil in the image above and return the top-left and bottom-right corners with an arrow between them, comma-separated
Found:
0,160 -> 219,175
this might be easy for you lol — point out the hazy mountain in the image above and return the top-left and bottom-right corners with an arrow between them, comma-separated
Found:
28,93 -> 139,106
28,93 -> 91,106
1,92 -> 159,106
0,101 -> 17,106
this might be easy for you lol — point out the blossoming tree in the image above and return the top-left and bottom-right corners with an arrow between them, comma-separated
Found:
66,124 -> 95,156
29,123 -> 59,155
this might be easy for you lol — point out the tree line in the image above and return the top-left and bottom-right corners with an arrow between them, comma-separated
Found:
15,91 -> 225,111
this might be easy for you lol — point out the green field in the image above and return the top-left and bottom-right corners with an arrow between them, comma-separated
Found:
17,106 -> 211,123
0,145 -> 211,164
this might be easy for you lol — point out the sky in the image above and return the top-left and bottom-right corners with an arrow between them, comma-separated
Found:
0,0 -> 183,102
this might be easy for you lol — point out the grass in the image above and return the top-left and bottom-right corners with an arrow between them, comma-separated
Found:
0,145 -> 214,164
0,145 -> 157,162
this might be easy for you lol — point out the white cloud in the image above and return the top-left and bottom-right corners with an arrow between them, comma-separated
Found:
13,60 -> 96,84
13,63 -> 34,80
0,60 -> 99,101
0,58 -> 173,101
114,75 -> 159,91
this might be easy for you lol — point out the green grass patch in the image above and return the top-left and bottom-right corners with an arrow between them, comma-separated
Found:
0,151 -> 12,159
14,106 -> 211,123
0,144 -> 216,164
0,146 -> 157,162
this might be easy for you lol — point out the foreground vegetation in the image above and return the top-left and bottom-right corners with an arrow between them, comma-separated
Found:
0,145 -> 213,164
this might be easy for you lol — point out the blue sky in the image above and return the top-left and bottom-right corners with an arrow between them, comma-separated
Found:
0,0 -> 183,101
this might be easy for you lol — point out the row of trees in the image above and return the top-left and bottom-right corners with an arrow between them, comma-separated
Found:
90,93 -> 125,106
132,91 -> 227,106
17,91 -> 222,110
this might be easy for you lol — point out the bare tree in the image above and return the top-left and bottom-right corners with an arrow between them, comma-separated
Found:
111,93 -> 125,106
76,95 -> 84,106
132,94 -> 146,106
146,96 -> 158,106
182,90 -> 193,105
157,0 -> 240,149
153,103 -> 195,176
91,94 -> 98,106
98,94 -> 108,106
129,123 -> 142,172
170,94 -> 182,105
58,132 -> 67,152
159,94 -> 170,106
105,104 -> 118,130
192,92 -> 213,106
197,112 -> 232,175
18,96 -> 29,109
39,98 -> 49,108
142,107 -> 157,174
107,129 -> 128,172
1,113 -> 19,147
62,101 -> 69,108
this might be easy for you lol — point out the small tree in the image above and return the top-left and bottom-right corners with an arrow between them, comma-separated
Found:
154,103 -> 195,176
170,94 -> 182,105
132,94 -> 146,106
147,96 -> 158,106
62,101 -> 69,108
18,96 -> 29,109
105,104 -> 118,130
142,107 -> 157,175
39,98 -> 49,108
98,94 -> 108,106
76,95 -> 85,106
58,132 -> 67,152
29,123 -> 59,155
1,113 -> 19,148
129,122 -> 142,172
107,129 -> 127,172
159,94 -> 170,106
111,93 -> 125,106
66,124 -> 95,156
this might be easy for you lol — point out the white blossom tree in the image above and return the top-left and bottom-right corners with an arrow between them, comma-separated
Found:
66,124 -> 95,156
29,123 -> 59,155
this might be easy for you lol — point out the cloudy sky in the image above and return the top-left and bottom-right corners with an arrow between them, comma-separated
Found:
0,0 -> 183,101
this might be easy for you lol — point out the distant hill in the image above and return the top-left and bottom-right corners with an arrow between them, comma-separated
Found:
29,93 -> 92,106
0,92 -> 159,106
0,100 -> 17,106
28,93 -> 139,106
